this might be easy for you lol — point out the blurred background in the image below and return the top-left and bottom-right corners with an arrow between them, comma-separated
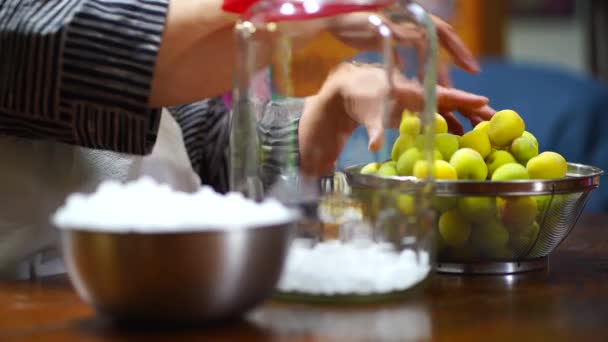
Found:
429,0 -> 601,76
338,0 -> 608,212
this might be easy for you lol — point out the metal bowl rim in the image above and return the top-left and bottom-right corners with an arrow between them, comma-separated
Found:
344,162 -> 603,196
56,209 -> 300,235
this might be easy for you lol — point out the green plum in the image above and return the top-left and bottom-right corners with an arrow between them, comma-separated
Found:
400,114 -> 421,136
438,209 -> 472,248
486,150 -> 517,178
378,161 -> 398,177
413,160 -> 458,180
471,220 -> 510,258
510,221 -> 540,254
527,151 -> 567,179
522,131 -> 539,149
459,129 -> 492,158
510,136 -> 538,165
360,162 -> 380,175
435,113 -> 448,134
491,163 -> 529,181
397,194 -> 415,215
432,196 -> 459,212
435,133 -> 460,161
487,109 -> 525,148
458,196 -> 497,223
396,147 -> 423,176
473,121 -> 490,134
391,134 -> 416,161
498,196 -> 538,228
449,148 -> 488,180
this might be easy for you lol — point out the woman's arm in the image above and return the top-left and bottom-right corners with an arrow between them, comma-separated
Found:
0,0 -> 236,155
167,95 -> 300,194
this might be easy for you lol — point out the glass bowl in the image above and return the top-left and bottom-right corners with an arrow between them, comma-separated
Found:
273,172 -> 434,303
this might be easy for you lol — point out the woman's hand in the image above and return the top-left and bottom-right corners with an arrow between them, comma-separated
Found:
328,12 -> 483,134
298,62 -> 494,176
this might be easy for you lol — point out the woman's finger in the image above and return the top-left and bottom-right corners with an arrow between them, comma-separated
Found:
438,60 -> 453,88
392,80 -> 425,113
364,118 -> 386,152
468,115 -> 485,128
441,111 -> 464,135
437,86 -> 489,111
432,15 -> 480,74
472,105 -> 495,121
457,105 -> 496,124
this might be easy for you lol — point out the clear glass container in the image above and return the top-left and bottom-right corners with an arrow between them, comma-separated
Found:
230,0 -> 438,302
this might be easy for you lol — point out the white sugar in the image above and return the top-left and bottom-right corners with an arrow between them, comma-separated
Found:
52,177 -> 297,232
277,239 -> 430,295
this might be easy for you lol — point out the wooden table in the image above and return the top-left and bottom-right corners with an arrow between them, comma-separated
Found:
2,214 -> 608,341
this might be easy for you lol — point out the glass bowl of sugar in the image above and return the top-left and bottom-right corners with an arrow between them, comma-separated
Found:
273,172 -> 433,303
52,177 -> 299,322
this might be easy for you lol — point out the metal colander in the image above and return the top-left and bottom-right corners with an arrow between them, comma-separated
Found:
343,163 -> 603,274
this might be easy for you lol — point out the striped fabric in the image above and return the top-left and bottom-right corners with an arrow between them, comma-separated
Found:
169,97 -> 300,193
169,98 -> 231,192
0,0 -> 300,193
0,0 -> 167,155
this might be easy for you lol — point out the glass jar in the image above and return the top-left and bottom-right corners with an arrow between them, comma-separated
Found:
230,0 -> 438,302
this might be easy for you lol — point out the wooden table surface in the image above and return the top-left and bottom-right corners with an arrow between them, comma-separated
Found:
2,214 -> 608,341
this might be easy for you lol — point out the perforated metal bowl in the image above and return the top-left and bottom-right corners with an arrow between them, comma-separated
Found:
344,163 -> 603,274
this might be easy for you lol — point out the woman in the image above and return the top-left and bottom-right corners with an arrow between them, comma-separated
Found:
0,0 -> 492,278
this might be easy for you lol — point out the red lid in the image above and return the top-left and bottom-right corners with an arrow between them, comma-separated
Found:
223,0 -> 390,21
222,0 -> 258,13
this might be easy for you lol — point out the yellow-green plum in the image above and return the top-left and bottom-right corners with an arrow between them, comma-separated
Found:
432,196 -> 459,212
435,113 -> 448,134
391,134 -> 416,161
498,196 -> 538,228
414,133 -> 442,152
510,136 -> 538,165
414,135 -> 425,149
397,194 -> 416,215
360,162 -> 380,175
435,133 -> 460,161
399,114 -> 421,136
438,209 -> 472,247
510,221 -> 540,253
471,220 -> 510,258
396,147 -> 441,176
527,151 -> 567,179
473,120 -> 490,134
486,150 -> 517,177
522,131 -> 539,149
487,109 -> 525,148
459,129 -> 492,158
535,194 -> 565,220
433,149 -> 444,161
413,159 -> 458,180
449,148 -> 488,180
458,196 -> 497,223
535,195 -> 552,214
414,136 -> 444,159
396,147 -> 422,176
378,161 -> 398,177
491,163 -> 529,181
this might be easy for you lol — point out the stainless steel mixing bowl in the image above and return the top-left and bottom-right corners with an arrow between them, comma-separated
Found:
60,224 -> 294,322
345,162 -> 603,274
